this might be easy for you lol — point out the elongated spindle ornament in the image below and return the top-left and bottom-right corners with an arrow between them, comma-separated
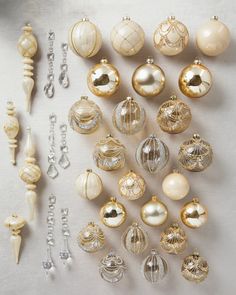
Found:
17,24 -> 38,113
19,127 -> 41,220
3,101 -> 20,165
4,214 -> 26,264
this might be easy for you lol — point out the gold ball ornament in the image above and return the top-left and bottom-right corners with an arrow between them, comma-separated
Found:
100,197 -> 127,228
68,18 -> 102,58
153,16 -> 189,56
87,58 -> 120,97
132,57 -> 165,97
181,252 -> 209,283
141,196 -> 168,227
111,16 -> 145,56
179,58 -> 212,98
178,134 -> 213,172
19,163 -> 41,184
157,94 -> 192,134
196,16 -> 230,56
180,198 -> 208,229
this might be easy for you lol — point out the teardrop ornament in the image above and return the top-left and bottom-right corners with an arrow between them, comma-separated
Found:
47,163 -> 59,179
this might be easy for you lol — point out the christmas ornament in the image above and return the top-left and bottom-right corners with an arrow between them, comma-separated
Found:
99,251 -> 127,283
181,252 -> 209,283
136,134 -> 169,173
160,222 -> 187,254
44,31 -> 55,99
196,16 -> 230,56
3,101 -> 20,165
100,197 -> 126,228
4,214 -> 26,264
142,249 -> 168,283
68,17 -> 102,58
157,94 -> 192,134
153,16 -> 189,56
178,134 -> 213,172
132,57 -> 165,97
58,43 -> 69,88
122,222 -> 148,255
181,198 -> 208,229
77,222 -> 105,253
179,58 -> 212,98
162,170 -> 190,200
112,96 -> 146,135
93,134 -> 125,171
111,16 -> 145,56
68,96 -> 102,134
75,169 -> 103,200
17,24 -> 37,112
59,208 -> 72,266
118,170 -> 146,200
87,58 -> 120,97
141,196 -> 168,226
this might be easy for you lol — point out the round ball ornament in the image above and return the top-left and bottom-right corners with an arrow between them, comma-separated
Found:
141,196 -> 168,227
157,94 -> 192,134
100,197 -> 126,228
162,170 -> 190,200
111,16 -> 145,56
68,96 -> 102,134
87,58 -> 120,97
178,134 -> 213,172
112,96 -> 146,135
132,57 -> 165,97
136,134 -> 169,173
181,252 -> 209,283
153,16 -> 189,56
75,169 -> 103,200
68,18 -> 102,58
118,170 -> 146,200
196,16 -> 230,56
179,58 -> 212,98
181,198 -> 208,229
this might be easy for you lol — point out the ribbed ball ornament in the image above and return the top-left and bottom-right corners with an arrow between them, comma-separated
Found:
19,163 -> 41,184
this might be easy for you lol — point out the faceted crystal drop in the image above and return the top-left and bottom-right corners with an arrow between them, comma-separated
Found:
58,153 -> 70,169
47,163 -> 59,179
44,82 -> 55,98
59,72 -> 69,88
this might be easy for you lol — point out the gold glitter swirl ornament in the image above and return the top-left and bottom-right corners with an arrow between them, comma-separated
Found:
178,134 -> 213,172
157,94 -> 192,134
93,134 -> 125,171
181,252 -> 209,283
87,58 -> 120,97
153,16 -> 189,56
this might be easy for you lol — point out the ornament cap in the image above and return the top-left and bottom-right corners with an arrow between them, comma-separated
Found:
81,95 -> 88,100
193,58 -> 202,65
132,221 -> 139,227
193,133 -> 201,140
170,94 -> 178,100
110,197 -> 117,202
150,248 -> 159,255
88,221 -> 95,226
146,57 -> 154,64
211,16 -> 219,21
82,17 -> 89,22
172,168 -> 179,174
122,16 -> 131,21
100,58 -> 108,64
151,195 -> 158,202
168,15 -> 176,20
126,96 -> 133,101
106,134 -> 113,138
192,197 -> 199,203
86,169 -> 92,173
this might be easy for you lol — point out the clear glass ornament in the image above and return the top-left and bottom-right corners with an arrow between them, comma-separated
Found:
112,96 -> 146,135
136,134 -> 169,173
142,249 -> 168,283
178,134 -> 213,172
122,222 -> 148,255
157,94 -> 192,134
99,251 -> 127,283
77,222 -> 105,253
93,134 -> 125,171
181,252 -> 209,283
68,96 -> 102,134
118,170 -> 146,200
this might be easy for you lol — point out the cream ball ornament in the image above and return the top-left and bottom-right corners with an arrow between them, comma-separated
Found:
196,16 -> 230,56
111,16 -> 145,56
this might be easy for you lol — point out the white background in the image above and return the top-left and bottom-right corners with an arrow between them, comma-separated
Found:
0,0 -> 236,294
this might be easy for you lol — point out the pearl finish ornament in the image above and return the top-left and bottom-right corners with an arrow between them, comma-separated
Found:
179,58 -> 212,98
112,96 -> 146,135
181,198 -> 208,229
87,58 -> 120,97
141,196 -> 168,227
162,170 -> 190,200
111,16 -> 145,56
153,16 -> 189,56
196,16 -> 230,56
132,57 -> 165,97
68,18 -> 102,58
136,134 -> 169,173
100,197 -> 127,228
75,169 -> 103,200
157,94 -> 192,134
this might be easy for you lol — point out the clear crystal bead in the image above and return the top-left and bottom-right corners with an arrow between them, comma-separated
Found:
47,53 -> 54,61
48,154 -> 56,163
49,194 -> 56,204
60,64 -> 68,71
61,208 -> 68,215
59,250 -> 71,261
58,153 -> 70,169
44,82 -> 54,98
47,163 -> 59,178
59,71 -> 69,88
49,31 -> 55,40
61,43 -> 68,50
